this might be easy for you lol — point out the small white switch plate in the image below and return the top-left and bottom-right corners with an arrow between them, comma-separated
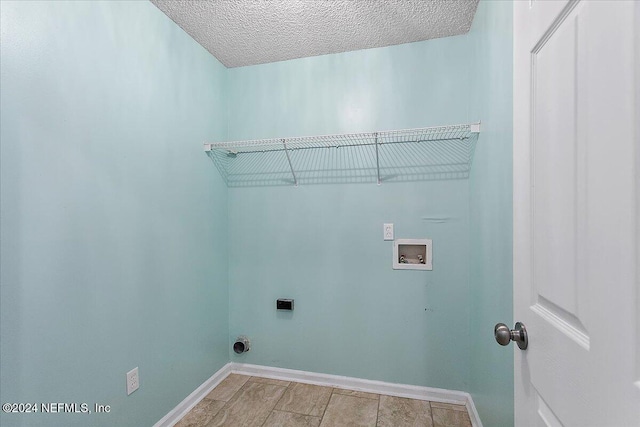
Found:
383,223 -> 394,241
126,367 -> 139,395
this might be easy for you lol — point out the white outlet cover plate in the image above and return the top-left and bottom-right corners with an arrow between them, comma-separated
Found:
383,223 -> 394,241
127,367 -> 139,395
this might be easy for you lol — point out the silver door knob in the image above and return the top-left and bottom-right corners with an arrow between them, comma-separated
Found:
494,322 -> 528,350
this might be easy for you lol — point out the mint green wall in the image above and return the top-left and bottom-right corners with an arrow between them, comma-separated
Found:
468,1 -> 514,426
227,37 -> 472,138
226,37 -> 475,391
0,2 -> 228,426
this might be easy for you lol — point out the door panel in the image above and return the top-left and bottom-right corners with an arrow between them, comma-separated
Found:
531,0 -> 589,350
536,393 -> 563,427
514,1 -> 639,425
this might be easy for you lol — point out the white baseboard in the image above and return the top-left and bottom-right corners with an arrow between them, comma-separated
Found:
466,398 -> 483,427
155,362 -> 483,427
232,363 -> 468,404
153,362 -> 232,427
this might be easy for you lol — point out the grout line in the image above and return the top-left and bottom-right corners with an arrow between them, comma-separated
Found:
258,408 -> 272,427
271,383 -> 289,415
225,377 -> 251,403
197,375 -> 248,425
260,376 -> 295,427
318,388 -> 334,424
375,392 -> 381,426
257,408 -> 269,427
332,388 -> 380,400
429,401 -> 435,426
258,381 -> 290,427
270,408 -> 323,419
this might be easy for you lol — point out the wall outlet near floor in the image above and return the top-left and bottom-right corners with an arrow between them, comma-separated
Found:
126,367 -> 139,395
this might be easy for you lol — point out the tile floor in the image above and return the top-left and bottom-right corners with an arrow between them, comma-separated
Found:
175,374 -> 472,427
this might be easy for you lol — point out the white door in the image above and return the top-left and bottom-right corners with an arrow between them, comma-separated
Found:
513,0 -> 639,426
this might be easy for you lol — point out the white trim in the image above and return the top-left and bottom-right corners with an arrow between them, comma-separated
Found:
466,397 -> 484,427
153,363 -> 232,427
232,363 -> 463,403
154,362 -> 483,427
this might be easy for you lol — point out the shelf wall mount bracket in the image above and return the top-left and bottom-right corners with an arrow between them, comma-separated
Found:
375,132 -> 381,185
282,139 -> 298,187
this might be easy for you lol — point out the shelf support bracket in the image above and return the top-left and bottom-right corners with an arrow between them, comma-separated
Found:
282,139 -> 298,186
375,132 -> 381,185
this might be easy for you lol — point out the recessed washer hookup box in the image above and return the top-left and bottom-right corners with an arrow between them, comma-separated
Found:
393,239 -> 432,270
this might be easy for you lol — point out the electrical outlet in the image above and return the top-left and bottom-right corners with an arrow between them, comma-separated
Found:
126,367 -> 139,395
383,223 -> 394,241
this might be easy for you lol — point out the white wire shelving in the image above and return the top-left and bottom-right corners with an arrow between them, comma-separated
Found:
204,122 -> 480,187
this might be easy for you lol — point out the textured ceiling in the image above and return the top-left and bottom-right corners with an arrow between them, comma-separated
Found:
150,0 -> 479,68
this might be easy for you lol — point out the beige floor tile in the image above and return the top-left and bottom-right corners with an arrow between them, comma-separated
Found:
275,383 -> 333,416
209,381 -> 287,427
174,399 -> 225,427
319,394 -> 378,427
377,395 -> 433,427
263,410 -> 322,427
204,374 -> 250,402
332,388 -> 379,400
430,402 -> 468,412
249,376 -> 291,387
432,407 -> 472,427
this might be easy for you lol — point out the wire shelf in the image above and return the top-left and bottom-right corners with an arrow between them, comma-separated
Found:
204,122 -> 480,187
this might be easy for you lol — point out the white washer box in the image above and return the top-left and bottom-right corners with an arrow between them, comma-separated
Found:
393,239 -> 432,270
